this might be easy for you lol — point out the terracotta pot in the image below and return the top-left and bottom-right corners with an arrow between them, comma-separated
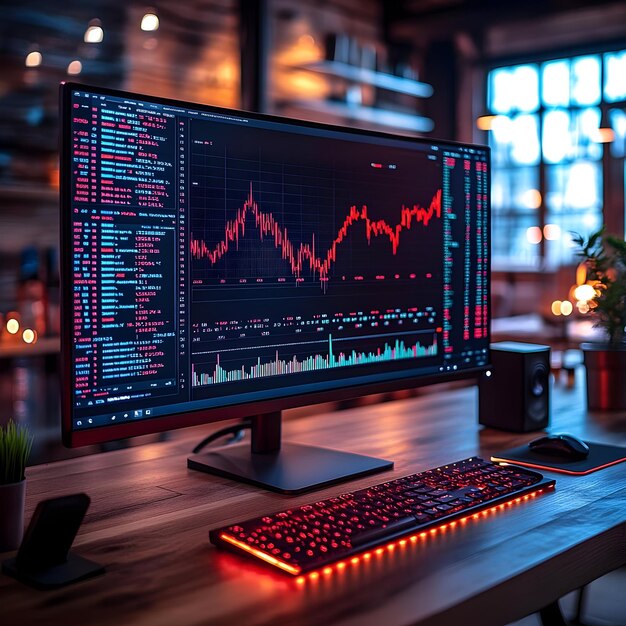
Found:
582,342 -> 626,410
0,479 -> 26,552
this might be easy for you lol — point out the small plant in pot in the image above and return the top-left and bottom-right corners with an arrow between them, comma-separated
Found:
0,420 -> 33,551
572,228 -> 626,410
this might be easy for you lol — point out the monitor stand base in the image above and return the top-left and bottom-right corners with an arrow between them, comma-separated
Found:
188,442 -> 393,494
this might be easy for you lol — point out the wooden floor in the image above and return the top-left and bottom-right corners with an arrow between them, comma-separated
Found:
1,372 -> 625,626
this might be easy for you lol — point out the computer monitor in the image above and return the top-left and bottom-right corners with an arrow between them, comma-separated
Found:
60,82 -> 490,493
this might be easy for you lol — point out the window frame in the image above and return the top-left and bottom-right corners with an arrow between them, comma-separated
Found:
479,41 -> 626,271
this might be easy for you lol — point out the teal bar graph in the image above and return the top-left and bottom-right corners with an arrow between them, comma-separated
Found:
192,333 -> 437,387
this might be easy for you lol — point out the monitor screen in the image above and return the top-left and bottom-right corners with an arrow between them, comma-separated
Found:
60,83 -> 490,449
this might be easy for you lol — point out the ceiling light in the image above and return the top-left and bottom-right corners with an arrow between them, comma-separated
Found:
84,23 -> 104,43
141,13 -> 160,31
67,60 -> 83,75
25,51 -> 42,67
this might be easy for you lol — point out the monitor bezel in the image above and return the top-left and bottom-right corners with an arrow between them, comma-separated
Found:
60,81 -> 491,448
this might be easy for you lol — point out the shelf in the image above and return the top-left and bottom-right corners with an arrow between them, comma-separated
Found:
282,99 -> 434,133
0,336 -> 60,359
0,184 -> 58,203
296,61 -> 434,98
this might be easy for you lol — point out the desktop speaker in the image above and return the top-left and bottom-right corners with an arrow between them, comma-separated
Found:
479,342 -> 550,432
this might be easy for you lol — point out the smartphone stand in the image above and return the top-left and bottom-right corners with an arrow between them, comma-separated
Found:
2,493 -> 104,589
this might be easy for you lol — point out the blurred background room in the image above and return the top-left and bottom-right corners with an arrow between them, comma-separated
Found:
1,0 -> 626,462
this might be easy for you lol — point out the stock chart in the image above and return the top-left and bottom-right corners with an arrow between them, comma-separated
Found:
186,120 -> 447,392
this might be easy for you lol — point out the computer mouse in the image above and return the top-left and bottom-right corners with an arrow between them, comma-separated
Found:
528,434 -> 590,460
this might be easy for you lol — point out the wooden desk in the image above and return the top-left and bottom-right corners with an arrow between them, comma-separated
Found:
2,376 -> 625,626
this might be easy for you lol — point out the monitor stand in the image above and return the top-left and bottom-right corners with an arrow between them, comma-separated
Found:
187,411 -> 393,494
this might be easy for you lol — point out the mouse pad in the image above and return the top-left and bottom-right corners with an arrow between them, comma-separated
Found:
491,441 -> 626,475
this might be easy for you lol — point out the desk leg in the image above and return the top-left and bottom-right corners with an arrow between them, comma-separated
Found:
573,585 -> 587,625
539,601 -> 568,626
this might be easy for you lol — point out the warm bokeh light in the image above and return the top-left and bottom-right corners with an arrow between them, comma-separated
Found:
591,127 -> 615,143
521,189 -> 542,209
25,51 -> 42,67
543,223 -> 561,240
576,262 -> 587,286
276,39 -> 322,67
216,61 -> 236,84
526,226 -> 542,244
6,318 -> 20,334
141,13 -> 160,31
551,300 -> 562,316
560,300 -> 573,316
298,34 -> 316,48
476,115 -> 498,131
22,328 -> 36,344
574,283 -> 596,301
577,301 -> 590,314
67,60 -> 83,75
84,25 -> 104,43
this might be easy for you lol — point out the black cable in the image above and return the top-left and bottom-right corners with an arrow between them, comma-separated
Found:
192,421 -> 251,454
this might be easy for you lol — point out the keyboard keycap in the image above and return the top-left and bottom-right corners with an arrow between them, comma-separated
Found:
351,516 -> 418,546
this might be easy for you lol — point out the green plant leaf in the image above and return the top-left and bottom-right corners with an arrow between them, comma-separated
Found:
572,228 -> 626,346
0,420 -> 33,484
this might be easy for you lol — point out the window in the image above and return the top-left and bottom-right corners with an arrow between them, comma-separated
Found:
485,50 -> 626,268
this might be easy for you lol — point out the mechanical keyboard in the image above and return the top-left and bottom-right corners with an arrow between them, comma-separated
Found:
210,457 -> 556,577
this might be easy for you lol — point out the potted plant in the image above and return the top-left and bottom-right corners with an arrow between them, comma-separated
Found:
0,420 -> 33,551
572,228 -> 626,410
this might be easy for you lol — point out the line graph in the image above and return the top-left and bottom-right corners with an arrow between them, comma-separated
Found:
191,183 -> 441,286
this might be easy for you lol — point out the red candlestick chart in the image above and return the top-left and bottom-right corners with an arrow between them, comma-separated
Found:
190,184 -> 442,284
